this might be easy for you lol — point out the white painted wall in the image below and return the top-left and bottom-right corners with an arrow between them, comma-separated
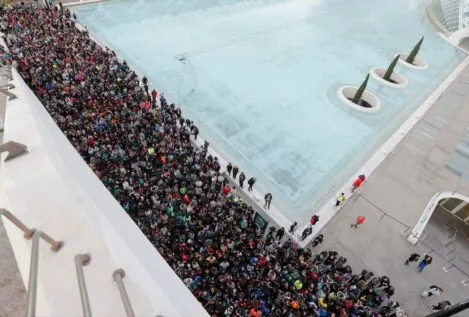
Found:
0,69 -> 208,317
408,191 -> 469,244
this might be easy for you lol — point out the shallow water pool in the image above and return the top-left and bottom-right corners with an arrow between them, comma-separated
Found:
73,0 -> 466,222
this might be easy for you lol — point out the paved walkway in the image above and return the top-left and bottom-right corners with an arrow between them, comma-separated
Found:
0,218 -> 26,317
0,74 -> 26,317
318,61 -> 469,316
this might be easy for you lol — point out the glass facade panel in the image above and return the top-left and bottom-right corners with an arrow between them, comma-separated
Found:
455,203 -> 469,220
441,198 -> 464,211
428,0 -> 469,33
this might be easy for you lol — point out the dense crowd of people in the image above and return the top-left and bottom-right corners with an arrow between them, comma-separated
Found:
0,4 -> 400,316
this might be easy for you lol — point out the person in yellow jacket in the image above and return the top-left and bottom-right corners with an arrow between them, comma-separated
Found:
294,279 -> 303,290
335,192 -> 345,206
318,297 -> 327,309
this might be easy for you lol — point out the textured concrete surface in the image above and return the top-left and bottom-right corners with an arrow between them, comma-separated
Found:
0,70 -> 26,317
0,218 -> 27,317
318,62 -> 469,316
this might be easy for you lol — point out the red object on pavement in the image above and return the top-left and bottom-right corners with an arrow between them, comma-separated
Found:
356,216 -> 365,225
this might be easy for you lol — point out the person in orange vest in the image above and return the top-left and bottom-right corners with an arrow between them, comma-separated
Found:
351,215 -> 365,228
249,307 -> 261,317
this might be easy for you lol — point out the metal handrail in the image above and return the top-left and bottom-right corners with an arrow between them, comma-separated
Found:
112,269 -> 135,317
75,253 -> 92,317
0,208 -> 64,250
0,208 -> 35,239
26,230 -> 64,317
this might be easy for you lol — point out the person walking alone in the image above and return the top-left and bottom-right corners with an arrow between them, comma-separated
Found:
404,253 -> 420,266
351,216 -> 365,228
232,165 -> 239,179
418,254 -> 433,273
289,221 -> 298,234
264,193 -> 272,209
247,177 -> 256,192
238,172 -> 246,188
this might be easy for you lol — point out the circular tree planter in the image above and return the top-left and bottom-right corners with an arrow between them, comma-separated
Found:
338,86 -> 381,113
397,53 -> 428,70
370,67 -> 408,89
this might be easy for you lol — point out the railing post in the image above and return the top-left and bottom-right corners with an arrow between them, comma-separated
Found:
25,230 -> 63,317
0,208 -> 35,238
26,231 -> 40,317
113,269 -> 135,317
75,253 -> 92,317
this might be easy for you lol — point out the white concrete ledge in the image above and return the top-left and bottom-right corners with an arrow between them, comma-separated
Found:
338,85 -> 381,113
397,53 -> 429,70
370,67 -> 408,88
0,68 -> 209,317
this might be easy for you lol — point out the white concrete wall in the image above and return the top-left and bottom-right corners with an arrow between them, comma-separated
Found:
0,69 -> 208,317
408,191 -> 469,244
448,26 -> 469,45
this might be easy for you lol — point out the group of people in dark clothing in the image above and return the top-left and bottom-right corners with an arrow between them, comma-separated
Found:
0,3 -> 404,316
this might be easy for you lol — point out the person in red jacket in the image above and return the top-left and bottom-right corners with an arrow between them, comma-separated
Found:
151,89 -> 157,104
310,214 -> 319,226
351,216 -> 365,228
222,185 -> 231,196
352,174 -> 366,192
